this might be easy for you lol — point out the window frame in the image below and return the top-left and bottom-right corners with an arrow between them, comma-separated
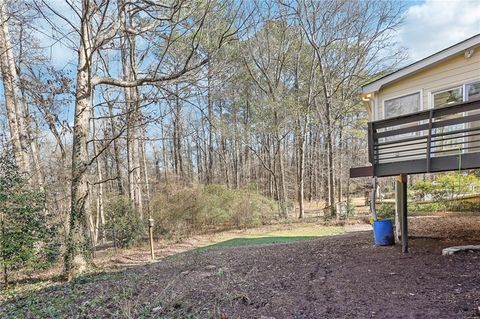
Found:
430,85 -> 464,108
430,85 -> 465,154
466,80 -> 480,102
382,90 -> 423,120
379,91 -> 423,147
427,81 -> 480,155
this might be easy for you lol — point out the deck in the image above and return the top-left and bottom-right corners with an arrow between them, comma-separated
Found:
350,99 -> 480,178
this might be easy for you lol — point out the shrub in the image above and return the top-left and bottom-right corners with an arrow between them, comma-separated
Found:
411,172 -> 480,202
410,172 -> 480,212
151,183 -> 278,239
345,198 -> 356,217
0,156 -> 58,286
410,199 -> 480,213
104,196 -> 144,248
409,201 -> 444,213
375,202 -> 395,220
449,200 -> 480,212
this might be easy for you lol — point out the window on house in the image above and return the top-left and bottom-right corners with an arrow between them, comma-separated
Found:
466,81 -> 480,155
433,86 -> 463,107
433,86 -> 464,154
382,93 -> 421,143
467,81 -> 480,101
384,92 -> 421,119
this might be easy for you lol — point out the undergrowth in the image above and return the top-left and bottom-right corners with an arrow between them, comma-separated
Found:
151,184 -> 279,239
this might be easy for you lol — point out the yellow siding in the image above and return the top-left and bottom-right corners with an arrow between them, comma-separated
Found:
375,48 -> 480,120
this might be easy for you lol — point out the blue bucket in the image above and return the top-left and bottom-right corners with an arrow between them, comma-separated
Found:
373,219 -> 394,246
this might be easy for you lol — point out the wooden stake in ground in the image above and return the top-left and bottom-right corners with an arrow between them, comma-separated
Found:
149,218 -> 155,260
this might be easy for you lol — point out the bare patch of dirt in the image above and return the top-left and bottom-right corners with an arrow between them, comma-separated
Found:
1,215 -> 479,318
142,232 -> 479,319
410,214 -> 480,240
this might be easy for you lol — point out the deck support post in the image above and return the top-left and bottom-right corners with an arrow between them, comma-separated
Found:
394,180 -> 401,242
398,174 -> 408,253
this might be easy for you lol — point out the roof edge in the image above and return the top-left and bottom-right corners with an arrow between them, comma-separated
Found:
362,33 -> 480,94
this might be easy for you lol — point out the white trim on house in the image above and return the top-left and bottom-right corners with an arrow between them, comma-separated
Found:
362,34 -> 480,94
462,83 -> 468,102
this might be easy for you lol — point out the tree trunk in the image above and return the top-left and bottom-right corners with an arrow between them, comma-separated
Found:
278,140 -> 288,218
325,103 -> 335,218
173,84 -> 184,180
297,121 -> 306,219
140,138 -> 151,216
206,60 -> 214,184
120,14 -> 143,218
64,12 -> 94,278
92,117 -> 105,244
108,101 -> 124,195
337,125 -> 343,207
0,0 -> 31,175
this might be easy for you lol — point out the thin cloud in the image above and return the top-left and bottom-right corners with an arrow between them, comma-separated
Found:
398,0 -> 480,61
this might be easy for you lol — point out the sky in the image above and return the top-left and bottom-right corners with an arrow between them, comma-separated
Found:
398,0 -> 480,62
2,0 -> 477,146
40,0 -> 480,69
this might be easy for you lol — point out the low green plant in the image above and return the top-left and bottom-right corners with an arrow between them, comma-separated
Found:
0,156 -> 58,286
449,200 -> 480,212
345,198 -> 356,217
104,196 -> 144,248
375,202 -> 395,220
409,201 -> 444,213
410,199 -> 480,213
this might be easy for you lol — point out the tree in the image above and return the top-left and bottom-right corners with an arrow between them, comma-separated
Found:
0,0 -> 35,178
36,0 -> 245,279
283,0 -> 405,217
0,0 -> 408,282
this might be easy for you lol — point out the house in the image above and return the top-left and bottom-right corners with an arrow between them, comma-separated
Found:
350,34 -> 480,252
362,34 -> 480,123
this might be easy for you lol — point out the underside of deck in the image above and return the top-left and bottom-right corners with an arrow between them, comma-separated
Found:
350,152 -> 480,177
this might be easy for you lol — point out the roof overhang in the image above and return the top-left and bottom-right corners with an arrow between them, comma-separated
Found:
361,33 -> 480,94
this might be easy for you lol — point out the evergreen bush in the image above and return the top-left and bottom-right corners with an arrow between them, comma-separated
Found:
0,156 -> 58,286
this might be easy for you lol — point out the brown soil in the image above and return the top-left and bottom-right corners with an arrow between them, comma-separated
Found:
2,216 -> 480,318
144,232 -> 479,318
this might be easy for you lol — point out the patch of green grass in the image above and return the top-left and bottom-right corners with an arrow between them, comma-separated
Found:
195,225 -> 344,252
254,225 -> 344,238
197,236 -> 316,251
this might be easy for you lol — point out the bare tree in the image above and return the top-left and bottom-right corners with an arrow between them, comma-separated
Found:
36,0 -> 245,279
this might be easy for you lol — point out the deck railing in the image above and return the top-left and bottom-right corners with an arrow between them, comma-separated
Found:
351,99 -> 480,178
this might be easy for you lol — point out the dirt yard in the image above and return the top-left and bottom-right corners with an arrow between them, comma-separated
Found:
1,215 -> 479,318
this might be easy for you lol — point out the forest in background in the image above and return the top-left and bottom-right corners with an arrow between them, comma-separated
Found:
0,0 -> 406,281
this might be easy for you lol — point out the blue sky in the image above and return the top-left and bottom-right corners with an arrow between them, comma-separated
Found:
399,0 -> 480,61
3,0 -> 477,147
41,0 -> 480,69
